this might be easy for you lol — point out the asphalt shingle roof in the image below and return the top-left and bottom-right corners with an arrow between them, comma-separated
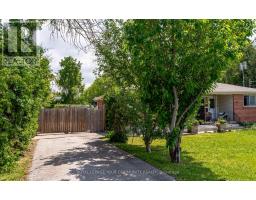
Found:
211,83 -> 256,95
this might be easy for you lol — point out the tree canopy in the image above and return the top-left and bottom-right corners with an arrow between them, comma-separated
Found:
57,56 -> 84,104
220,44 -> 256,87
80,75 -> 117,104
96,19 -> 255,162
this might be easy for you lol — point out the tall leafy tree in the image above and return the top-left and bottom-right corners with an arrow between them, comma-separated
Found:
220,44 -> 256,87
96,19 -> 254,162
57,56 -> 84,104
80,75 -> 117,104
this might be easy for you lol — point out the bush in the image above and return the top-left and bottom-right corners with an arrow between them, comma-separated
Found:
239,122 -> 256,129
105,131 -> 114,138
108,131 -> 128,143
215,118 -> 227,133
0,132 -> 15,172
0,22 -> 53,172
216,118 -> 227,125
186,119 -> 199,133
0,60 -> 51,172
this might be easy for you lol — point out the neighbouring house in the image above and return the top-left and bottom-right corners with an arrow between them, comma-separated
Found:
198,83 -> 256,123
93,95 -> 105,109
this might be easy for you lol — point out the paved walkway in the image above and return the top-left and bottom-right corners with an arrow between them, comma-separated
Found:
28,132 -> 174,181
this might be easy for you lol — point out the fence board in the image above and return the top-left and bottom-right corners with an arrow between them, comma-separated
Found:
38,106 -> 105,133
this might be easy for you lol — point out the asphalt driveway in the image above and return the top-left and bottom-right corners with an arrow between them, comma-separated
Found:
28,132 -> 174,181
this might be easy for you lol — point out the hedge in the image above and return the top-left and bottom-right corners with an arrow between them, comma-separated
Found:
0,59 -> 51,172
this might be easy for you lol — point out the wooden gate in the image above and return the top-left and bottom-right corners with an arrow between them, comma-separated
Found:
38,106 -> 105,133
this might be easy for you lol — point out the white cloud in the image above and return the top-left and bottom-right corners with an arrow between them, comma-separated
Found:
37,24 -> 97,89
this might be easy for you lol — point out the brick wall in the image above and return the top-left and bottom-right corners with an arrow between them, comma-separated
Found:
233,94 -> 256,122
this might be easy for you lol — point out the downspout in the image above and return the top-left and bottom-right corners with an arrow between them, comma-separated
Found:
215,95 -> 218,120
232,95 -> 235,121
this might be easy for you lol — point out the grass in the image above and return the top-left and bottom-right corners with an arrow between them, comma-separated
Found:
115,130 -> 256,180
0,140 -> 37,181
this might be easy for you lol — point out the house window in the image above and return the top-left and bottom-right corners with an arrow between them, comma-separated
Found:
244,96 -> 256,106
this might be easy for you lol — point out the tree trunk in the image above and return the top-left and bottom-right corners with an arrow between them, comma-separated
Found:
145,142 -> 151,153
169,140 -> 181,163
169,87 -> 179,133
168,86 -> 181,162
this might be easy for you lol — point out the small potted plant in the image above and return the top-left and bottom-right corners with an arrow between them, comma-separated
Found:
191,119 -> 200,134
215,118 -> 227,132
187,119 -> 199,134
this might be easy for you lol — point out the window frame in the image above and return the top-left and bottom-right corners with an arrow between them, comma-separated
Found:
244,95 -> 256,107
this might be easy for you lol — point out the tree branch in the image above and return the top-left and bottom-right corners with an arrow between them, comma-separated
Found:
169,86 -> 179,133
176,90 -> 203,127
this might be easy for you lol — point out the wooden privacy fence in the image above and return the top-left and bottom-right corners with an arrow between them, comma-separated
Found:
38,106 -> 105,133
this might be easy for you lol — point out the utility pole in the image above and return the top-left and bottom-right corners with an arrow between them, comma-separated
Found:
249,79 -> 256,88
239,61 -> 247,87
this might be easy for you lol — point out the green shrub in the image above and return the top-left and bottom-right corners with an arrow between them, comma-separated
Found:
0,21 -> 53,172
108,132 -> 128,143
216,118 -> 227,125
252,124 -> 256,129
0,58 -> 51,172
105,131 -> 114,138
0,62 -> 51,172
215,118 -> 227,133
239,122 -> 256,128
104,89 -> 140,144
186,119 -> 199,133
0,132 -> 16,172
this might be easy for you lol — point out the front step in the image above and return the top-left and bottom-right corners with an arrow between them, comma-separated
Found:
196,123 -> 244,134
229,121 -> 239,124
226,123 -> 243,129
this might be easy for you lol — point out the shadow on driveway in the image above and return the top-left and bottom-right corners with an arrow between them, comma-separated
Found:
29,133 -> 174,181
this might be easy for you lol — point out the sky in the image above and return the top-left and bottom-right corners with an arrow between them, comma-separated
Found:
37,24 -> 97,89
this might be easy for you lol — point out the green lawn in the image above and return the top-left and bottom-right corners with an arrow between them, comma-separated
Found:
0,140 -> 36,181
115,130 -> 256,180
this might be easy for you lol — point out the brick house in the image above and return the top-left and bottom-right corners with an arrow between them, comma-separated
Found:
200,83 -> 256,122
